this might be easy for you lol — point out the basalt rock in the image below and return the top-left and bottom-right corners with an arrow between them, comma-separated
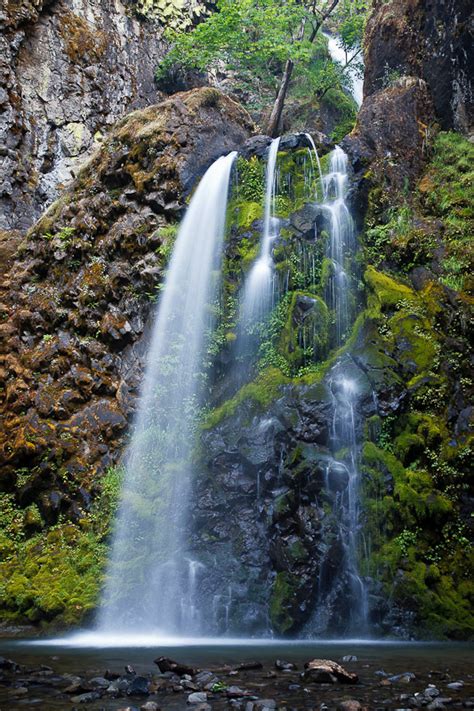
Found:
344,76 -> 436,197
0,0 -> 218,233
364,0 -> 473,133
0,88 -> 253,528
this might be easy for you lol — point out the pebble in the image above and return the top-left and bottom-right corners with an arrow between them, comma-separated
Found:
275,659 -> 296,671
337,701 -> 363,711
388,673 -> 416,683
140,703 -> 161,711
424,685 -> 441,698
188,691 -> 208,704
71,691 -> 101,703
447,682 -> 464,690
341,655 -> 358,662
227,685 -> 249,698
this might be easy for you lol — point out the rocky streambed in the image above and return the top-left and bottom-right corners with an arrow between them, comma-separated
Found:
0,641 -> 472,710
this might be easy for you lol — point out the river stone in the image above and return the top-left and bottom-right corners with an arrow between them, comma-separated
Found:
141,702 -> 161,711
71,691 -> 102,703
188,692 -> 208,704
337,701 -> 363,711
127,676 -> 150,696
303,659 -> 359,684
155,657 -> 196,676
275,659 -> 296,671
388,673 -> 416,683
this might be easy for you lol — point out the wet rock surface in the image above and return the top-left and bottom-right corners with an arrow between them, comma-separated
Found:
0,0 -> 163,231
363,0 -> 473,134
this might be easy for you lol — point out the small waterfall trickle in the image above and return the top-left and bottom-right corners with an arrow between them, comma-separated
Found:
305,132 -> 325,200
98,151 -> 237,635
240,137 -> 281,327
323,146 -> 355,345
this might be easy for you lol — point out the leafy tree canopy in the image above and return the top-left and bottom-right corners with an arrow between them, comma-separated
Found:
156,0 -> 370,132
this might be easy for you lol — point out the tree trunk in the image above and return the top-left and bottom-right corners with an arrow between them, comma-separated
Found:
266,59 -> 294,137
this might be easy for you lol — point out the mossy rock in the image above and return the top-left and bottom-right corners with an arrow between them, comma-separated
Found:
269,571 -> 300,635
279,291 -> 329,368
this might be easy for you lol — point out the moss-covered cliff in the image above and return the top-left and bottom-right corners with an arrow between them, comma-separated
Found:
0,0 -> 472,639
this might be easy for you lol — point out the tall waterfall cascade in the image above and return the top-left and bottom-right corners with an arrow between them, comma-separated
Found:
98,136 -> 369,639
98,151 -> 237,634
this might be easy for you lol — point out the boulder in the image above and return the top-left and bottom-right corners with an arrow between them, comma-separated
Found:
154,657 -> 196,677
303,659 -> 359,684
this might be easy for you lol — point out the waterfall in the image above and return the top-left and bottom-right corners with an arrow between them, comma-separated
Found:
305,143 -> 368,635
323,146 -> 355,345
305,132 -> 325,200
240,137 -> 281,327
324,32 -> 364,108
98,151 -> 237,635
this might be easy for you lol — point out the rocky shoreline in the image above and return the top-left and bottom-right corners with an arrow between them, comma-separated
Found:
0,652 -> 472,710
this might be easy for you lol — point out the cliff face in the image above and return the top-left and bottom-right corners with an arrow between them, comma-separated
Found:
364,0 -> 473,134
0,0 -> 472,638
0,0 -> 209,232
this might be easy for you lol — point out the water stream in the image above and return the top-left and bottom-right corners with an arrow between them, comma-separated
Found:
98,151 -> 237,635
240,137 -> 281,327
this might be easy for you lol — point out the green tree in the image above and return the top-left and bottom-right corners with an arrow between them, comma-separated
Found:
156,0 -> 370,135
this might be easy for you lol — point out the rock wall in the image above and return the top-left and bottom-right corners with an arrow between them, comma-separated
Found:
364,0 -> 473,134
0,87 -> 252,531
0,0 -> 209,232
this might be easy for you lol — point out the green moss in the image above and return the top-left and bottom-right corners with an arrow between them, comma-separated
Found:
365,265 -> 415,310
269,571 -> 299,634
0,466 -> 123,627
203,367 -> 289,429
235,201 -> 263,231
278,291 -> 329,369
236,155 -> 265,203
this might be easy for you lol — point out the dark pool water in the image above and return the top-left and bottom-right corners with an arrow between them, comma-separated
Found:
0,636 -> 472,710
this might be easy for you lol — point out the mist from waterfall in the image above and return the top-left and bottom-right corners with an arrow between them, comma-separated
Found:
98,151 -> 237,635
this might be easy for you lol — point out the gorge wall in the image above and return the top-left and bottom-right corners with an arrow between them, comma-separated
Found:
0,0 -> 472,637
0,0 -> 210,232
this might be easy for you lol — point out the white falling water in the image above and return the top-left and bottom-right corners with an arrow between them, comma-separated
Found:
324,32 -> 364,108
240,137 -> 281,326
305,132 -> 325,200
304,144 -> 368,635
327,372 -> 369,632
323,146 -> 355,345
98,151 -> 237,634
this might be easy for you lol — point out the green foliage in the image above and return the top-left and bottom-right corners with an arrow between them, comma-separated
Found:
156,0 -> 369,114
236,156 -> 265,203
0,466 -> 123,626
156,223 -> 178,265
364,131 -> 474,291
